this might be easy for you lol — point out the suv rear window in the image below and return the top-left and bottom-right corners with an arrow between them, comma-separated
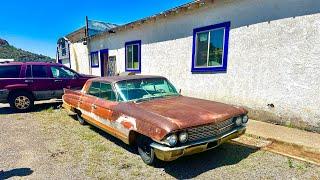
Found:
0,65 -> 21,78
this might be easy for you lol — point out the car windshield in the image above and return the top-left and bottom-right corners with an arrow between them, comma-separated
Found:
114,78 -> 179,102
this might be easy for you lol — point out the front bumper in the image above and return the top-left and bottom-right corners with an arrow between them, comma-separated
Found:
150,126 -> 246,161
0,89 -> 9,103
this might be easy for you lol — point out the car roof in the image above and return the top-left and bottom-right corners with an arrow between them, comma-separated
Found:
0,62 -> 61,66
89,75 -> 167,83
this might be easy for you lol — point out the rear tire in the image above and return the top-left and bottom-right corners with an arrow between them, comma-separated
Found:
136,135 -> 159,166
9,91 -> 34,112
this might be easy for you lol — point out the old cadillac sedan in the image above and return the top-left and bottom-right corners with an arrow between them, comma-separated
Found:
62,75 -> 248,165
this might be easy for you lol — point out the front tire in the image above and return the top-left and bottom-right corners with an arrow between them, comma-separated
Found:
137,136 -> 159,165
9,92 -> 34,112
76,113 -> 87,125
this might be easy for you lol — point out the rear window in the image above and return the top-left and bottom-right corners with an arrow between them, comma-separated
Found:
0,65 -> 21,78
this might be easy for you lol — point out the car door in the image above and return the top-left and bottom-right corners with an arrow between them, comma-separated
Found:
78,81 -> 99,120
28,64 -> 54,100
49,65 -> 74,98
90,82 -> 125,139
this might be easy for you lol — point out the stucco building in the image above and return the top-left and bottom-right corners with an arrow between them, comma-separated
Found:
57,0 -> 320,132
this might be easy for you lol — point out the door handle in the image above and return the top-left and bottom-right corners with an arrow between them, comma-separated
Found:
54,80 -> 63,82
24,80 -> 33,83
91,104 -> 97,109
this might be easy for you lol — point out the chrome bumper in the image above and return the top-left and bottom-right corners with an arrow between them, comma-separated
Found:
150,126 -> 246,161
0,89 -> 9,103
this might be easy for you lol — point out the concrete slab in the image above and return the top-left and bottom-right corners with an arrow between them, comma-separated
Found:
246,120 -> 320,153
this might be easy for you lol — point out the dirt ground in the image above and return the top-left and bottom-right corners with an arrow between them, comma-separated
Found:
0,102 -> 320,179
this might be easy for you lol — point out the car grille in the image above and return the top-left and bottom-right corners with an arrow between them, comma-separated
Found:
187,118 -> 236,142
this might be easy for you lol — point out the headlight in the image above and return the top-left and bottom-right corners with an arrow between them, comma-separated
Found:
166,134 -> 178,146
242,115 -> 249,123
235,117 -> 242,126
179,131 -> 188,143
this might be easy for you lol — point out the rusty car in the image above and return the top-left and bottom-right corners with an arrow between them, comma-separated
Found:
62,75 -> 248,165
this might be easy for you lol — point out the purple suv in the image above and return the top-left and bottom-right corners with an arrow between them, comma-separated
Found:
0,62 -> 95,112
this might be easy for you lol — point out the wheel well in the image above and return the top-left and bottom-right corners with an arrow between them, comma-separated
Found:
128,131 -> 152,146
8,89 -> 34,101
74,108 -> 82,116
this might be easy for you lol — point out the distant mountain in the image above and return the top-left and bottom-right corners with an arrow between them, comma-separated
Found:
0,38 -> 54,62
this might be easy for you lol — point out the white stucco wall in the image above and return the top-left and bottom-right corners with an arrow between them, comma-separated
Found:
69,42 -> 90,75
88,0 -> 320,131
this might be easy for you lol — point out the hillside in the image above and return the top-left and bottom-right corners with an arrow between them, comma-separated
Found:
0,38 -> 54,62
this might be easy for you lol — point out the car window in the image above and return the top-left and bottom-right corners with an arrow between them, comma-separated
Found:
50,66 -> 76,78
100,83 -> 116,101
88,82 -> 100,97
32,65 -> 48,78
0,65 -> 21,78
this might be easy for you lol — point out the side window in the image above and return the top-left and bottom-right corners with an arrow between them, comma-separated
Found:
100,83 -> 116,101
26,65 -> 32,78
50,66 -> 76,78
32,65 -> 48,78
125,40 -> 141,72
192,22 -> 230,72
88,82 -> 100,97
0,65 -> 21,78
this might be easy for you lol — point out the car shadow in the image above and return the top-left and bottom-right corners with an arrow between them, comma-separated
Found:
85,124 -> 258,178
0,101 -> 62,115
0,168 -> 33,179
162,142 -> 258,179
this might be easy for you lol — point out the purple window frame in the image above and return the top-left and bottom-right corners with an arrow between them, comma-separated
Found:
125,40 -> 141,73
191,21 -> 230,73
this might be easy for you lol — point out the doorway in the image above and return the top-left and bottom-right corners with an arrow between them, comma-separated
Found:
100,49 -> 116,77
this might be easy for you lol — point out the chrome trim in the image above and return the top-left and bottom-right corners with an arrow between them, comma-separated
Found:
150,126 -> 246,152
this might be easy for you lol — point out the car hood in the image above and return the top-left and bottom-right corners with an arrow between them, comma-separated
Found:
135,96 -> 247,130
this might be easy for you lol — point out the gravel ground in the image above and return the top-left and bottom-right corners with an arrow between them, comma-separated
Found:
0,102 -> 320,179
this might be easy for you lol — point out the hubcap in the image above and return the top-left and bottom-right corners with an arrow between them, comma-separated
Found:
14,96 -> 30,110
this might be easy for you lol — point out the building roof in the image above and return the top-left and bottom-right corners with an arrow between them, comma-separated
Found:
90,75 -> 166,83
65,20 -> 118,43
91,0 -> 213,39
63,0 -> 213,42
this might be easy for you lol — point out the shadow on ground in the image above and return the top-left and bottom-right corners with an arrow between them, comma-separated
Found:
85,123 -> 258,179
0,168 -> 33,179
0,101 -> 62,115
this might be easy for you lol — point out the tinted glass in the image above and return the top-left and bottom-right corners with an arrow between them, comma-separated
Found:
0,65 -> 21,78
26,65 -> 32,77
126,45 -> 133,69
132,44 -> 139,69
88,82 -> 100,97
100,83 -> 116,101
196,32 -> 209,67
208,28 -> 224,66
51,66 -> 75,78
32,65 -> 48,78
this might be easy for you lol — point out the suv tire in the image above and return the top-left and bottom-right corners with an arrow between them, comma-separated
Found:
9,91 -> 34,112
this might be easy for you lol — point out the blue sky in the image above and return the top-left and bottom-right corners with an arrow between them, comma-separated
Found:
0,0 -> 192,58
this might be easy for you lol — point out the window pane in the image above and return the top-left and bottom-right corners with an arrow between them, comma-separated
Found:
91,53 -> 99,66
195,32 -> 209,67
88,82 -> 100,97
208,29 -> 224,67
126,45 -> 133,69
32,65 -> 48,78
26,65 -> 32,78
0,65 -> 21,78
100,83 -> 116,101
51,66 -> 75,78
132,44 -> 139,69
